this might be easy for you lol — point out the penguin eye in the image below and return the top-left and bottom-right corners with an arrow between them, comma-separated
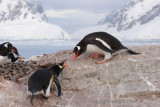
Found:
76,46 -> 80,51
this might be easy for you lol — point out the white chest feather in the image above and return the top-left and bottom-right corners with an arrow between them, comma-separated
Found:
86,44 -> 104,54
0,55 -> 11,66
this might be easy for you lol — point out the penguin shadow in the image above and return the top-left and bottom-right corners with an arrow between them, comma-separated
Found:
26,94 -> 50,106
26,93 -> 58,107
26,88 -> 62,107
50,86 -> 64,97
86,51 -> 134,63
111,51 -> 136,61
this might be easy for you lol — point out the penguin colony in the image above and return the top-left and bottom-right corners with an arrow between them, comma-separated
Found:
0,32 -> 140,105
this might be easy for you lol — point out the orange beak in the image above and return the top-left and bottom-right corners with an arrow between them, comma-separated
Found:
73,52 -> 78,61
63,65 -> 67,68
11,49 -> 15,53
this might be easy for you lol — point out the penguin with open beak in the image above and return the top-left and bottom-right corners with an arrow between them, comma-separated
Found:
27,62 -> 67,105
0,42 -> 19,66
73,32 -> 140,64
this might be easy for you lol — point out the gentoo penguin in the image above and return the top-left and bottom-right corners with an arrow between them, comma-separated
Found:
27,62 -> 67,104
73,32 -> 140,64
0,42 -> 19,66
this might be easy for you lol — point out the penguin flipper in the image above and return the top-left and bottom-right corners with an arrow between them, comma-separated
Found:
88,40 -> 115,54
53,77 -> 61,96
30,94 -> 35,105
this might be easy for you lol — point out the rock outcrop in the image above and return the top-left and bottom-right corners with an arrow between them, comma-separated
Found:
0,60 -> 37,84
0,45 -> 160,107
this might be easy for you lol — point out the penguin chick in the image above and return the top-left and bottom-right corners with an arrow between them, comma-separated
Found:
0,42 -> 19,66
27,62 -> 67,104
73,32 -> 140,64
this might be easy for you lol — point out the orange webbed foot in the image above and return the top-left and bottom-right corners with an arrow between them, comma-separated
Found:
95,58 -> 107,64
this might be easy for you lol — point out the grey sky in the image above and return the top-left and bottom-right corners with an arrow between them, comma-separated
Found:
40,0 -> 129,33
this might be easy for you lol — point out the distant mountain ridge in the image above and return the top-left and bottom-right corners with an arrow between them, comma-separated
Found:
0,0 -> 70,40
72,0 -> 160,40
97,0 -> 160,31
0,0 -> 47,22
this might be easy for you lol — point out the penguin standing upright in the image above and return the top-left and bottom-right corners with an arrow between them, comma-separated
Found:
27,62 -> 67,104
0,42 -> 19,66
73,32 -> 140,64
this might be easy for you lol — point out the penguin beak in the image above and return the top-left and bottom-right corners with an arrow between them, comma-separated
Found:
73,52 -> 78,61
62,65 -> 67,68
11,49 -> 15,53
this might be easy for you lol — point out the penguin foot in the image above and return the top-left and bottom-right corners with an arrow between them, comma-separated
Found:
96,58 -> 107,64
44,93 -> 53,98
90,54 -> 102,59
49,93 -> 53,97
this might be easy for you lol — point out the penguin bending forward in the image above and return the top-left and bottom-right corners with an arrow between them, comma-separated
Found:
27,62 -> 67,104
73,32 -> 140,64
0,42 -> 19,66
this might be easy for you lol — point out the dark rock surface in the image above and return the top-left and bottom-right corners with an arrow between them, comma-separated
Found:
0,61 -> 37,84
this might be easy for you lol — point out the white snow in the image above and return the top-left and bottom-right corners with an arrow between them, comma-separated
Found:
71,25 -> 108,39
72,16 -> 160,40
116,16 -> 160,40
126,0 -> 160,22
0,0 -> 70,40
0,20 -> 70,40
71,0 -> 160,41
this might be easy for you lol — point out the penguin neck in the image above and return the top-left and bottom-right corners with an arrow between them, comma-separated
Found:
51,66 -> 61,77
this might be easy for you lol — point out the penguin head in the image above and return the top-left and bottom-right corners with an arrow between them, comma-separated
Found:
51,62 -> 67,76
73,46 -> 84,60
2,42 -> 17,54
58,62 -> 67,70
3,42 -> 12,49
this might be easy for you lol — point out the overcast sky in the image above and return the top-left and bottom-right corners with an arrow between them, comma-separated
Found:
40,0 -> 129,34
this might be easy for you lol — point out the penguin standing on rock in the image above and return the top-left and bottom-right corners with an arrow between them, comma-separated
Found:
0,42 -> 19,66
27,62 -> 67,104
73,32 -> 140,64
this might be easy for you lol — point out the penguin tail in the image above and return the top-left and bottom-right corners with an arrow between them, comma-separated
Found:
122,46 -> 140,55
30,93 -> 35,105
127,49 -> 140,55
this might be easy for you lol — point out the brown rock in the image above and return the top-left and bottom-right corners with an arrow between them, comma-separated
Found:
0,45 -> 160,107
12,70 -> 17,75
0,60 -> 37,83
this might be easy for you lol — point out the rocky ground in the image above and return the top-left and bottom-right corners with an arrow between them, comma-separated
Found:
0,45 -> 160,107
0,61 -> 37,83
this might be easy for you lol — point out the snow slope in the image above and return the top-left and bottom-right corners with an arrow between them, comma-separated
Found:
0,0 -> 70,40
72,0 -> 160,40
72,16 -> 160,40
0,20 -> 70,40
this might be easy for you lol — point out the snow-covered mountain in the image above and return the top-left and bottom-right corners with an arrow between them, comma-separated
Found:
0,0 -> 70,40
0,0 -> 47,22
72,0 -> 160,40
